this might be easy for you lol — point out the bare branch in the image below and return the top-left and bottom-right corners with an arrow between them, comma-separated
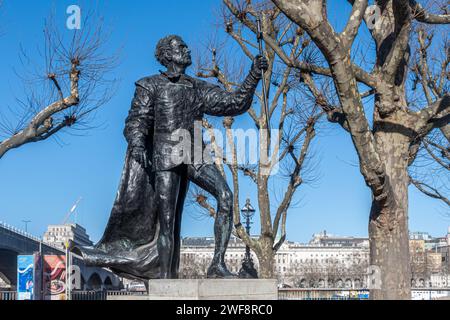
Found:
237,164 -> 258,183
411,178 -> 450,206
273,120 -> 316,240
225,20 -> 255,60
202,119 -> 226,177
221,117 -> 257,248
417,94 -> 450,135
410,0 -> 450,24
224,0 -> 377,88
301,72 -> 350,132
441,123 -> 450,143
423,138 -> 450,170
381,0 -> 412,81
341,0 -> 369,50
196,194 -> 217,218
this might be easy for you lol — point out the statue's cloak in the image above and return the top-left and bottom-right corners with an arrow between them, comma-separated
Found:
73,147 -> 160,280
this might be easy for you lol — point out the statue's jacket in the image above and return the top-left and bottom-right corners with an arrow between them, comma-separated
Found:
126,71 -> 260,171
73,70 -> 260,280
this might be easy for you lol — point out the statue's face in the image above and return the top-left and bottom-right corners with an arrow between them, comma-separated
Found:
167,38 -> 192,67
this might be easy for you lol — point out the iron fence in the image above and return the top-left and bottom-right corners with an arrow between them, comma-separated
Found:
278,288 -> 370,300
70,290 -> 146,300
107,290 -> 146,297
71,291 -> 107,301
0,291 -> 17,301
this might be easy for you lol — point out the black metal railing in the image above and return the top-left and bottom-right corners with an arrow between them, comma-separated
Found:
71,291 -> 107,301
107,290 -> 146,297
278,288 -> 370,300
0,291 -> 17,301
70,290 -> 146,300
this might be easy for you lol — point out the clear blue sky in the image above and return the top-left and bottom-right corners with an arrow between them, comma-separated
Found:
0,0 -> 448,244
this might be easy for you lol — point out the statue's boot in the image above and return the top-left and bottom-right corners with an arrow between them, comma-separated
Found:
206,263 -> 238,279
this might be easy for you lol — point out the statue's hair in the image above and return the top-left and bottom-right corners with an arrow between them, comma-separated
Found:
155,35 -> 183,67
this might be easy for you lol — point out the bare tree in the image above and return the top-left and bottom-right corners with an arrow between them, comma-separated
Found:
288,253 -> 369,289
410,240 -> 427,286
345,252 -> 370,288
189,2 -> 323,278
179,253 -> 211,279
292,260 -> 324,288
240,0 -> 450,299
0,10 -> 118,159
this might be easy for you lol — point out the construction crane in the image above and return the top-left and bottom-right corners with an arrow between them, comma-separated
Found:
62,197 -> 82,225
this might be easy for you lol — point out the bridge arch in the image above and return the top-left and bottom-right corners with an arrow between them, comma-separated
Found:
0,271 -> 12,288
318,279 -> 325,288
104,276 -> 113,290
86,272 -> 102,291
0,248 -> 20,288
345,279 -> 353,288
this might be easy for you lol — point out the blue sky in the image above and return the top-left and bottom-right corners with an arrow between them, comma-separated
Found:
0,0 -> 448,244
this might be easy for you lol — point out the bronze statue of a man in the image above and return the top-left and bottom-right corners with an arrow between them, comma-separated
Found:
74,35 -> 267,280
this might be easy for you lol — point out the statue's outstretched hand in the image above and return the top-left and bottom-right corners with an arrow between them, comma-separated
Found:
251,55 -> 269,77
131,146 -> 150,168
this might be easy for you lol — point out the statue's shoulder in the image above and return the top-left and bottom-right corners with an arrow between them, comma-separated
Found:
135,75 -> 163,92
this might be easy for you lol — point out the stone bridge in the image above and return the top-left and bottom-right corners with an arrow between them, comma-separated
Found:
0,221 -> 121,291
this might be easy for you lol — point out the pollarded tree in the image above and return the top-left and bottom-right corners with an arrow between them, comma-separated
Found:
189,2 -> 323,278
0,10 -> 118,159
253,0 -> 450,299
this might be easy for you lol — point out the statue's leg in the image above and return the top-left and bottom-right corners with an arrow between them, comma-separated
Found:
170,168 -> 190,278
155,169 -> 182,279
187,164 -> 235,278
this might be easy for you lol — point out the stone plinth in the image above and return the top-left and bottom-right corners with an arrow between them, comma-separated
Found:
145,279 -> 278,300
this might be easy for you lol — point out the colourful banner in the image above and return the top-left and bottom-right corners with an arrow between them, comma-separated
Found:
43,255 -> 67,300
17,255 -> 35,300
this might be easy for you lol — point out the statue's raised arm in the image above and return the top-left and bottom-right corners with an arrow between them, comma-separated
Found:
199,55 -> 268,117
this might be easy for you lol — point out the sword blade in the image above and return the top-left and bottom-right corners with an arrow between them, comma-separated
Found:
256,17 -> 271,141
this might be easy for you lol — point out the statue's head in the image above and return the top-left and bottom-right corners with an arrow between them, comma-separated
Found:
155,35 -> 192,68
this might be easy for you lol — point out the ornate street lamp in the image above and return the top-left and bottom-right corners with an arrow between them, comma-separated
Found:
238,199 -> 258,279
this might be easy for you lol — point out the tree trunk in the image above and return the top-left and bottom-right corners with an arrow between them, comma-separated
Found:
256,237 -> 275,279
257,253 -> 275,279
369,129 -> 412,300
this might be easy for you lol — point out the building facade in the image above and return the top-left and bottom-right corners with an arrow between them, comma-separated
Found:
43,224 -> 93,250
180,232 -> 370,288
180,228 -> 450,289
